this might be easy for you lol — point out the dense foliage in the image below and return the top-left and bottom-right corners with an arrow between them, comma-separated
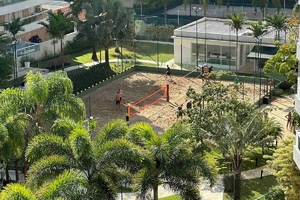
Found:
68,63 -> 116,93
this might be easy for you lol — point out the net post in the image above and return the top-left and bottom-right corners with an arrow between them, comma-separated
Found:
167,84 -> 169,102
126,106 -> 130,126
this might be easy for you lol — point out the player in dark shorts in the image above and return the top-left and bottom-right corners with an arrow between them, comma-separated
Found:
177,104 -> 183,119
115,91 -> 121,109
165,65 -> 172,80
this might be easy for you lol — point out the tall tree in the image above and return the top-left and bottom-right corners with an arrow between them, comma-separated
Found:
266,137 -> 300,200
226,12 -> 245,72
185,82 -> 278,200
74,0 -> 104,61
200,0 -> 210,17
266,13 -> 287,41
72,0 -> 132,64
252,0 -> 269,19
39,10 -> 73,70
272,0 -> 282,14
183,0 -> 194,17
4,17 -> 25,84
0,71 -> 85,180
127,122 -> 216,200
264,15 -> 299,84
0,33 -> 13,88
25,119 -> 149,199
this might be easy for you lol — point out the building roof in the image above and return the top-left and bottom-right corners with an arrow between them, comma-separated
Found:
174,17 -> 287,46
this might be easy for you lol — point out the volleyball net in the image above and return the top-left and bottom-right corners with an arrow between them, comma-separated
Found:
127,69 -> 198,118
127,86 -> 167,117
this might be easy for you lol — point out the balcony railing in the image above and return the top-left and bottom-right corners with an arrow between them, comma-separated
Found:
0,0 -> 26,7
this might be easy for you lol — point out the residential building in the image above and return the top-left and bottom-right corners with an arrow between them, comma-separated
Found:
293,0 -> 300,170
173,17 -> 286,73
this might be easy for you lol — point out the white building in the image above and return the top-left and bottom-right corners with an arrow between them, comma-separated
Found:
293,0 -> 300,170
0,0 -> 49,32
173,17 -> 286,72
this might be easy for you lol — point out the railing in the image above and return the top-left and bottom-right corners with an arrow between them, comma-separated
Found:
22,9 -> 50,25
0,0 -> 26,7
16,43 -> 40,57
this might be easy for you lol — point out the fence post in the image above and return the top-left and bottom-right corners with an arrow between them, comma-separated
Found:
167,84 -> 169,102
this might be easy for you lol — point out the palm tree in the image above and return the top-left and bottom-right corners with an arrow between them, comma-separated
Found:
0,71 -> 85,180
247,20 -> 267,105
183,0 -> 194,17
127,122 -> 216,200
4,17 -> 25,84
0,33 -> 13,87
39,10 -> 73,70
0,169 -> 87,200
200,0 -> 210,17
252,0 -> 269,19
74,0 -> 104,61
266,13 -> 287,41
209,111 -> 268,200
226,12 -> 245,72
25,119 -> 149,199
272,0 -> 282,14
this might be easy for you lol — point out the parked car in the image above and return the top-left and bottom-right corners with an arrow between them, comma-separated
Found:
29,35 -> 42,43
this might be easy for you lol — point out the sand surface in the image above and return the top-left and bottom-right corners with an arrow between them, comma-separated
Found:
82,72 -> 265,133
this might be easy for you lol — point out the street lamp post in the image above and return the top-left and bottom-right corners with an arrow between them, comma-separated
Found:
193,7 -> 201,67
258,37 -> 262,106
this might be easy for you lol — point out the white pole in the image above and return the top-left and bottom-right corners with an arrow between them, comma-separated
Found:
177,10 -> 179,26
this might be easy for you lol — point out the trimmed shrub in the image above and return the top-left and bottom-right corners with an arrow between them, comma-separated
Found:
64,37 -> 92,55
68,63 -> 115,94
278,80 -> 293,90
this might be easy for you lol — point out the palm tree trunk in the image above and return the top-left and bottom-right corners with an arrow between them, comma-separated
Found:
236,31 -> 238,72
91,45 -> 98,61
14,44 -> 17,82
14,160 -> 19,181
153,184 -> 159,200
233,155 -> 242,200
105,47 -> 109,64
5,164 -> 9,181
164,1 -> 167,25
233,170 -> 241,200
60,39 -> 64,71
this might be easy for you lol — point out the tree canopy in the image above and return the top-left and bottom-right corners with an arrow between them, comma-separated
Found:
266,137 -> 300,200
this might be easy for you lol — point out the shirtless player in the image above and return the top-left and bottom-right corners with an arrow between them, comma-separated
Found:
116,91 -> 122,109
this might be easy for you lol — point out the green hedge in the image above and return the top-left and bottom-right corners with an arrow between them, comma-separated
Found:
68,63 -> 116,94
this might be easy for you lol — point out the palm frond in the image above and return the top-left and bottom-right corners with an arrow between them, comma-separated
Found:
0,183 -> 37,200
96,119 -> 128,144
26,134 -> 73,163
127,122 -> 156,146
69,127 -> 94,167
38,169 -> 87,200
26,155 -> 73,190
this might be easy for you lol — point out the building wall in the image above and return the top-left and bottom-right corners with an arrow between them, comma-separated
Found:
17,31 -> 78,65
293,131 -> 300,169
16,26 -> 50,43
294,3 -> 300,170
0,0 -> 47,16
173,36 -> 248,69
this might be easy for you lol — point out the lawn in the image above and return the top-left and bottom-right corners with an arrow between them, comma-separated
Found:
204,143 -> 275,174
223,175 -> 279,200
34,41 -> 173,70
159,195 -> 181,200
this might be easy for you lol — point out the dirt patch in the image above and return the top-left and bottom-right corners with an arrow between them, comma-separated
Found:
82,72 -> 264,133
